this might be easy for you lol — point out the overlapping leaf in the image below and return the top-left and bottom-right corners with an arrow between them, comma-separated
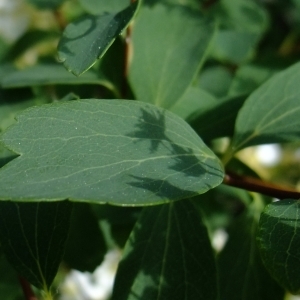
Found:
129,4 -> 216,108
58,1 -> 139,76
0,201 -> 72,290
1,64 -> 114,91
218,211 -> 285,300
112,200 -> 218,300
257,199 -> 300,294
231,62 -> 300,153
0,99 -> 223,204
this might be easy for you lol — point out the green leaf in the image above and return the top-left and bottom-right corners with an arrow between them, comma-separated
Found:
57,1 -> 139,76
257,199 -> 300,294
170,87 -> 218,120
129,4 -> 216,108
0,201 -> 72,290
228,64 -> 278,97
1,64 -> 115,92
210,30 -> 258,64
208,0 -> 269,64
197,65 -> 233,98
189,94 -> 246,141
78,0 -> 128,14
212,0 -> 268,33
26,0 -> 65,9
64,203 -> 106,272
231,62 -> 300,152
218,211 -> 285,300
0,98 -> 37,132
112,200 -> 217,300
0,99 -> 224,205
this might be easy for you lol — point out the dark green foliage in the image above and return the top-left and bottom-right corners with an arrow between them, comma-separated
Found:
0,0 -> 300,299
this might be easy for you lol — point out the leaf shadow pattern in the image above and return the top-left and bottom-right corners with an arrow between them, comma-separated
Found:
58,2 -> 138,61
126,107 -> 223,200
58,15 -> 98,57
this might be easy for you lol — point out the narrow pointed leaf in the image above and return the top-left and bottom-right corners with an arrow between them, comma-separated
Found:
1,64 -> 114,91
57,1 -> 139,76
129,4 -> 216,108
231,62 -> 300,152
0,201 -> 72,290
257,199 -> 300,294
112,200 -> 218,300
0,100 -> 223,204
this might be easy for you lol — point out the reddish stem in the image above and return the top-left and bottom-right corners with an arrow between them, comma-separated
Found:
223,171 -> 300,200
18,276 -> 38,300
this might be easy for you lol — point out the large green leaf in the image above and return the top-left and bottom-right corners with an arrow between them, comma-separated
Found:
0,201 -> 72,290
231,62 -> 300,153
112,200 -> 217,300
129,4 -> 216,109
0,99 -> 223,205
1,64 -> 114,92
58,1 -> 139,76
257,199 -> 300,294
218,211 -> 285,300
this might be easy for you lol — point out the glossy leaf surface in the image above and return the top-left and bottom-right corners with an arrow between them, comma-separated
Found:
129,4 -> 216,108
257,199 -> 300,294
0,201 -> 72,289
231,62 -> 300,152
112,200 -> 217,300
0,99 -> 224,204
58,1 -> 138,76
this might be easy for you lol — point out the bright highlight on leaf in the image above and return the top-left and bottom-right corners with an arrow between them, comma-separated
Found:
257,200 -> 300,295
231,62 -> 300,152
0,99 -> 224,205
57,1 -> 139,76
112,200 -> 218,300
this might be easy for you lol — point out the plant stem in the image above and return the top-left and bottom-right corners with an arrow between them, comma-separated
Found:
223,171 -> 300,200
122,0 -> 136,98
18,276 -> 38,300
